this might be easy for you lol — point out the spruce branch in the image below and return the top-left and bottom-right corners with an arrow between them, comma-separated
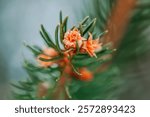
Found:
12,11 -> 114,100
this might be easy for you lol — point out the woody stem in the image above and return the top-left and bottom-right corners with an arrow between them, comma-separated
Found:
52,61 -> 71,99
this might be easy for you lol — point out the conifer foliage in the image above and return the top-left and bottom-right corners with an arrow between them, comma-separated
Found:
12,11 -> 115,99
80,0 -> 150,99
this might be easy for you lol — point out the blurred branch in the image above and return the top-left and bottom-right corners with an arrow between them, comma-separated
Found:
104,0 -> 137,48
96,0 -> 137,73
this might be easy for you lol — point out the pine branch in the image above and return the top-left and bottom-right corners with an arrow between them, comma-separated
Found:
12,10 -> 115,100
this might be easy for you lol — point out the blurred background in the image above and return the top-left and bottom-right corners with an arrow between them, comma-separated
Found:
0,0 -> 150,99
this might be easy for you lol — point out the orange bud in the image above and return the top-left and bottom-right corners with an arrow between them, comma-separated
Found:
37,48 -> 58,68
37,82 -> 50,98
76,68 -> 93,81
80,33 -> 102,57
63,28 -> 82,49
43,48 -> 58,57
37,54 -> 52,68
